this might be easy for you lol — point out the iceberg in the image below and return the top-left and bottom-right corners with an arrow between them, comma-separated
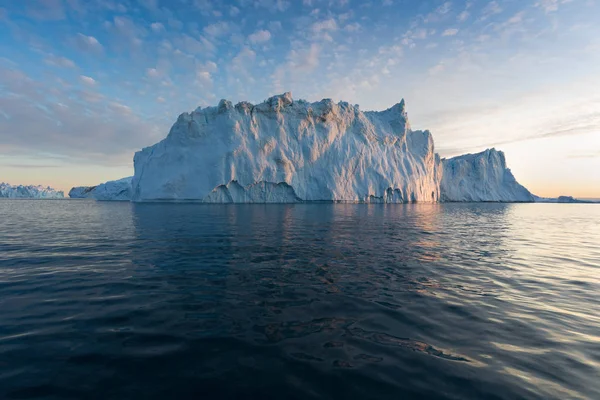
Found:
69,177 -> 132,201
534,195 -> 597,204
68,93 -> 537,204
440,149 -> 534,202
132,92 -> 443,202
0,182 -> 64,199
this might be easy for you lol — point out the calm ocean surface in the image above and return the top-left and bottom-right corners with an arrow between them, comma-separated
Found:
1,200 -> 599,399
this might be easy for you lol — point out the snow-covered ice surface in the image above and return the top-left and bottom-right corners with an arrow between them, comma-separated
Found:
0,183 -> 64,199
440,149 -> 534,202
69,177 -> 132,201
132,93 -> 443,203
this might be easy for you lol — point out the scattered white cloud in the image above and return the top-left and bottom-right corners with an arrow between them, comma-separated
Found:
105,16 -> 147,50
79,75 -> 97,86
442,28 -> 459,36
44,54 -> 76,68
254,0 -> 291,12
536,0 -> 559,13
203,21 -> 230,37
74,33 -> 103,52
0,66 -> 164,164
481,1 -> 502,20
311,18 -> 338,33
150,22 -> 164,32
146,68 -> 161,78
248,29 -> 272,43
288,43 -> 320,72
344,22 -> 361,32
457,11 -> 470,22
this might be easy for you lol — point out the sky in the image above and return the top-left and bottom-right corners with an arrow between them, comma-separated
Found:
0,0 -> 599,198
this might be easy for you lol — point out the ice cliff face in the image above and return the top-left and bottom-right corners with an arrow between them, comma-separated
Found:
68,186 -> 97,199
69,177 -> 132,201
132,92 -> 443,203
0,183 -> 64,199
440,149 -> 534,202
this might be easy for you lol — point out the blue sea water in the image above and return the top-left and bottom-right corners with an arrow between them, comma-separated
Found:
0,200 -> 599,399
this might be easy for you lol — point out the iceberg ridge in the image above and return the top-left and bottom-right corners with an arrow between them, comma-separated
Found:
0,183 -> 64,199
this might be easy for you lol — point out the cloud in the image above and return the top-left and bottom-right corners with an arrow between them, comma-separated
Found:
248,29 -> 272,43
106,16 -> 147,49
203,21 -> 230,37
150,22 -> 164,32
344,22 -> 361,32
429,63 -> 445,75
288,43 -> 320,72
0,66 -> 164,165
481,1 -> 502,20
254,0 -> 291,12
138,0 -> 159,12
146,68 -> 161,78
457,11 -> 470,22
436,1 -> 452,14
44,54 -> 76,68
108,102 -> 132,116
172,34 -> 215,55
195,61 -> 218,86
230,6 -> 240,16
25,0 -> 65,21
535,0 -> 572,13
74,33 -> 103,52
79,75 -> 97,86
442,28 -> 459,36
311,18 -> 338,33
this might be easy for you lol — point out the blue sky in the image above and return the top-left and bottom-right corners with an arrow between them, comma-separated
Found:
1,0 -> 599,197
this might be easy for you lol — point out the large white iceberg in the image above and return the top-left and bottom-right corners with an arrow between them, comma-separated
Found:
0,182 -> 64,199
69,177 -> 132,201
132,93 -> 443,202
440,149 -> 534,202
68,93 -> 535,204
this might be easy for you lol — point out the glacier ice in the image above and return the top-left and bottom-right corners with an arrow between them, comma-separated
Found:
69,177 -> 132,201
440,149 -> 534,202
0,182 -> 64,199
132,92 -> 443,203
65,93 -> 535,204
68,186 -> 97,199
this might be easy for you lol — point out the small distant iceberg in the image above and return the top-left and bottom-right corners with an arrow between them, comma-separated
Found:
0,182 -> 64,199
69,177 -> 132,201
534,195 -> 598,204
